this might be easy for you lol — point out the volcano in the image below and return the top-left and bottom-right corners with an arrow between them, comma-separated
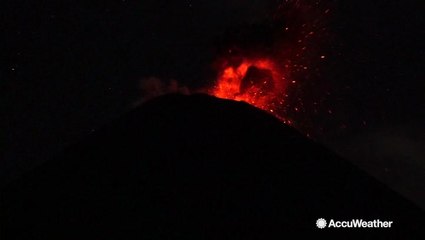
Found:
1,94 -> 423,238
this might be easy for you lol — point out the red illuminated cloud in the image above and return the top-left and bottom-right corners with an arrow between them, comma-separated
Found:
207,0 -> 332,130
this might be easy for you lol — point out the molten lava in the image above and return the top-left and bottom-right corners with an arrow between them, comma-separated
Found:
208,0 -> 333,130
210,57 -> 289,120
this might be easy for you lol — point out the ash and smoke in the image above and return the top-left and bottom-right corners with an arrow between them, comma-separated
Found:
133,77 -> 190,106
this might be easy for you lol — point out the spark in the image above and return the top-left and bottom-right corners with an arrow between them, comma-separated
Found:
206,0 -> 332,136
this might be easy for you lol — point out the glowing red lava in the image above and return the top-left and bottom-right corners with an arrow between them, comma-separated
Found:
210,57 -> 291,122
208,0 -> 332,130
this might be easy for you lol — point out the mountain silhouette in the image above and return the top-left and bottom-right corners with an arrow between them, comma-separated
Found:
1,94 -> 423,238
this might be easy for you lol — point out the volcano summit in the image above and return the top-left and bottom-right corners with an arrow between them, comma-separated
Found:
1,94 -> 423,238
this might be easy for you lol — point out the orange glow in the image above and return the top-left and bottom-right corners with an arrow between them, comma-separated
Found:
206,0 -> 332,131
210,57 -> 291,122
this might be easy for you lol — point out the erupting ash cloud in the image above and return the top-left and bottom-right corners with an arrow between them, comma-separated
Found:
208,0 -> 333,130
211,57 -> 286,113
137,0 -> 333,135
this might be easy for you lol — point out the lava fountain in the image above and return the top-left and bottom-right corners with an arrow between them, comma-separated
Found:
208,0 -> 332,128
210,57 -> 291,122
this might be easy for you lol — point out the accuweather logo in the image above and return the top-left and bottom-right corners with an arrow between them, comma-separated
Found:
316,218 -> 327,229
316,218 -> 393,229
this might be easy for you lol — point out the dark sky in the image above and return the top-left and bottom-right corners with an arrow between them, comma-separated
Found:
2,0 -> 274,182
2,0 -> 425,203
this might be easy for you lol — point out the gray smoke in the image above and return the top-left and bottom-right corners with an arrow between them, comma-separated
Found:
134,77 -> 190,106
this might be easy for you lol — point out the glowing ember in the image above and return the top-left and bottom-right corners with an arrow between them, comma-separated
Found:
208,0 -> 332,130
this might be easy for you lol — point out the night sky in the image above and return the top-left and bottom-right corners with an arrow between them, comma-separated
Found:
2,0 -> 424,205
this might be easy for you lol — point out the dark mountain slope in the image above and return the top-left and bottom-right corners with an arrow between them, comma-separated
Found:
1,94 -> 423,238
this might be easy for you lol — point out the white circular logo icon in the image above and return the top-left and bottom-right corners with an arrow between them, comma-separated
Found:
316,218 -> 327,229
